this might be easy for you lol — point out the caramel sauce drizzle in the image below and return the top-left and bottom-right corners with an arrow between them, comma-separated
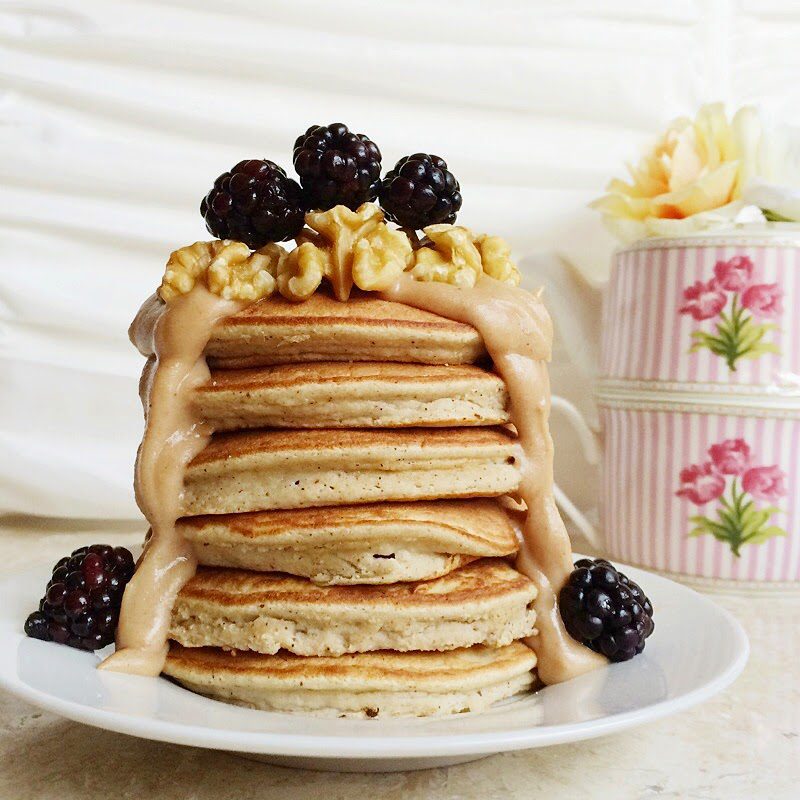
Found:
381,274 -> 605,684
100,287 -> 244,675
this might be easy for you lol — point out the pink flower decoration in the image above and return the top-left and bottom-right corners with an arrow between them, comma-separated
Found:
676,462 -> 726,505
708,438 -> 750,475
713,255 -> 754,291
742,465 -> 787,502
741,283 -> 783,318
679,280 -> 727,321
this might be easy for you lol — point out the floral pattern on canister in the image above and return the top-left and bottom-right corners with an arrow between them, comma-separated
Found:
678,255 -> 783,371
675,438 -> 787,556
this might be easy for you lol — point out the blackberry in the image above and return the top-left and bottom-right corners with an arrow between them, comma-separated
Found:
293,123 -> 382,211
559,558 -> 654,662
201,159 -> 305,249
378,153 -> 461,230
24,544 -> 135,651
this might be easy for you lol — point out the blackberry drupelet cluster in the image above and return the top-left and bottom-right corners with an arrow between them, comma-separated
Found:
24,545 -> 135,651
199,127 -> 466,244
559,558 -> 654,662
293,123 -> 382,211
201,159 -> 305,249
378,153 -> 462,230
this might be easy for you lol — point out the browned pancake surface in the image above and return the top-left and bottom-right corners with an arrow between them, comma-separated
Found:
205,290 -> 485,367
194,362 -> 509,430
165,641 -> 536,686
188,426 -> 517,469
179,499 -> 517,553
200,362 -> 500,391
178,558 -> 533,609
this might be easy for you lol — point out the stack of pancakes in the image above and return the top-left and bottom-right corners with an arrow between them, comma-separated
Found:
163,292 -> 538,717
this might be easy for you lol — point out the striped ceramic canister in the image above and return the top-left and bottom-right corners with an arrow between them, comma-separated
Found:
598,234 -> 800,585
601,234 -> 800,387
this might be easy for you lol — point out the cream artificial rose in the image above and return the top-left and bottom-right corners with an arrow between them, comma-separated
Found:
592,104 -> 765,241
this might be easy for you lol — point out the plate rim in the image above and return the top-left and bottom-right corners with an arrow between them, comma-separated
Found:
0,561 -> 750,759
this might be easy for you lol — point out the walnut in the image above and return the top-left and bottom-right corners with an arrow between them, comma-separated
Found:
411,225 -> 483,287
207,242 -> 283,301
159,240 -> 283,302
287,203 -> 411,300
474,234 -> 521,285
277,241 -> 326,301
352,223 -> 413,291
160,240 -> 223,301
158,206 -> 520,305
411,225 -> 521,287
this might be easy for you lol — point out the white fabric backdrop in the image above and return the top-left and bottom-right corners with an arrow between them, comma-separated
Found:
3,0 -> 800,522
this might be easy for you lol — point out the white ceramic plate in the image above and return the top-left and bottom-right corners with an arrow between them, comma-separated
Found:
0,559 -> 748,772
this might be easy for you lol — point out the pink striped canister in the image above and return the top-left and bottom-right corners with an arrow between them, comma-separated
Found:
599,234 -> 800,586
601,234 -> 800,387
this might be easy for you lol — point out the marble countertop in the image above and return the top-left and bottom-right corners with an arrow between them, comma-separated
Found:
1,518 -> 797,800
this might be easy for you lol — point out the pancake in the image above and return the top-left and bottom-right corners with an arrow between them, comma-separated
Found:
163,642 -> 537,717
195,362 -> 509,430
182,427 -> 520,515
179,499 -> 519,585
169,559 -> 537,656
204,291 -> 486,368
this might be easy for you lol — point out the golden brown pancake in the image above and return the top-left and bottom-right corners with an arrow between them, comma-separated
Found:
182,427 -> 520,515
195,362 -> 509,430
179,499 -> 518,584
169,558 -> 537,656
204,290 -> 486,368
163,642 -> 537,717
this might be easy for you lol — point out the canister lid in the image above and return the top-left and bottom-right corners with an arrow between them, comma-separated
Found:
616,226 -> 800,254
596,378 -> 800,418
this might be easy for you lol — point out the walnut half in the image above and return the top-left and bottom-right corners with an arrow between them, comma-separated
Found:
160,240 -> 284,302
411,225 -> 521,287
290,203 -> 412,301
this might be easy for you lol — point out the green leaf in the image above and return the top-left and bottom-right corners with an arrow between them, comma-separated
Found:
689,517 -> 711,536
714,321 -> 736,349
706,518 -> 739,540
741,509 -> 772,538
710,338 -> 732,356
740,342 -> 781,359
762,208 -> 795,222
737,323 -> 766,351
756,505 -> 781,518
739,503 -> 758,525
687,516 -> 718,538
742,525 -> 787,546
689,332 -> 731,357
690,331 -> 721,344
716,507 -> 742,533
735,319 -> 781,360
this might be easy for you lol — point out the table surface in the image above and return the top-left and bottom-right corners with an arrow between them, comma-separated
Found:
1,518 -> 797,800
